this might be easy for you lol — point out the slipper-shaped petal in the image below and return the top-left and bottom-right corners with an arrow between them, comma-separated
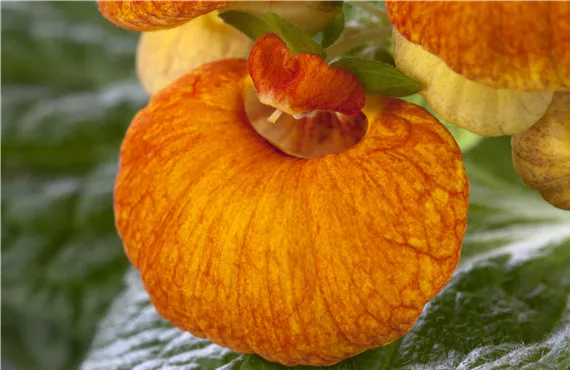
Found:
393,30 -> 553,136
98,1 -> 338,34
115,59 -> 469,366
386,1 -> 570,91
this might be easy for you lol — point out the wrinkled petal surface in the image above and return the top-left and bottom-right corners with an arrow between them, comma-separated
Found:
97,1 -> 230,31
115,60 -> 469,366
386,1 -> 570,91
513,92 -> 570,210
98,1 -> 337,34
393,30 -> 553,136
137,13 -> 252,94
248,34 -> 365,116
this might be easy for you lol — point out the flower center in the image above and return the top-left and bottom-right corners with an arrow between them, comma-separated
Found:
246,33 -> 368,158
244,87 -> 368,159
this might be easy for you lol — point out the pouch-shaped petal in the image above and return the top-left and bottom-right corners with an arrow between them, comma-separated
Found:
137,13 -> 252,94
98,1 -> 230,31
513,93 -> 570,210
115,60 -> 469,366
393,30 -> 553,137
98,1 -> 337,34
386,1 -> 570,91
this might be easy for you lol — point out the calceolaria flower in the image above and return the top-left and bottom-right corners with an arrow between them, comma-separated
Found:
512,93 -> 570,210
135,12 -> 252,95
102,1 -> 470,366
386,1 -> 570,210
98,1 -> 339,94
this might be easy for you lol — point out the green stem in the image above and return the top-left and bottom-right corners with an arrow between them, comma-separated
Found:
325,27 -> 392,62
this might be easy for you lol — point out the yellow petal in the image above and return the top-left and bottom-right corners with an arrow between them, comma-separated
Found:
393,30 -> 553,137
115,60 -> 469,366
137,12 -> 252,95
512,92 -> 570,210
386,1 -> 570,91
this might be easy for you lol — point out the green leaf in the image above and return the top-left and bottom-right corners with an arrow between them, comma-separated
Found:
263,12 -> 326,58
2,2 -> 141,369
8,2 -> 570,370
1,2 -> 137,90
319,5 -> 345,49
330,57 -> 422,97
81,158 -> 570,369
218,11 -> 274,41
219,11 -> 327,58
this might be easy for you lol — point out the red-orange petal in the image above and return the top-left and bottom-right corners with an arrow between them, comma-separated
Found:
97,1 -> 230,31
115,59 -> 468,366
248,34 -> 365,116
386,1 -> 570,91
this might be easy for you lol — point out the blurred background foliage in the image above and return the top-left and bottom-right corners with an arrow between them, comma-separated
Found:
2,2 -> 144,369
2,2 -> 570,370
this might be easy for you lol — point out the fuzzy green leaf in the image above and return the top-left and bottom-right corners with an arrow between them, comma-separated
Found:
319,5 -> 345,49
331,56 -> 422,97
82,164 -> 570,369
263,12 -> 326,58
218,11 -> 274,41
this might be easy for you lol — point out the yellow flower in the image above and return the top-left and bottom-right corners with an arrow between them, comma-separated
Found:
386,1 -> 570,136
386,1 -> 570,209
136,12 -> 252,95
98,1 -> 338,94
113,26 -> 470,365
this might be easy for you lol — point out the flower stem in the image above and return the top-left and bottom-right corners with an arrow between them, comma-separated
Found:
325,27 -> 392,62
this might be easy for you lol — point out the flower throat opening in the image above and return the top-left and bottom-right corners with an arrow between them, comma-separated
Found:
244,88 -> 369,159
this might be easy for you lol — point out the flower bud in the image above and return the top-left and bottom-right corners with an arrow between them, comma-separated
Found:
512,93 -> 570,210
393,30 -> 553,137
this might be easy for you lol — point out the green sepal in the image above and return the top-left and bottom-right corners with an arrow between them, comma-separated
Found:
218,11 -> 274,41
263,12 -> 327,58
319,4 -> 345,48
219,11 -> 327,58
331,56 -> 422,97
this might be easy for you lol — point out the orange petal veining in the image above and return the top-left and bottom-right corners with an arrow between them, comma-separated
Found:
386,1 -> 570,91
248,34 -> 365,116
97,1 -> 230,31
392,29 -> 553,136
114,59 -> 469,366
